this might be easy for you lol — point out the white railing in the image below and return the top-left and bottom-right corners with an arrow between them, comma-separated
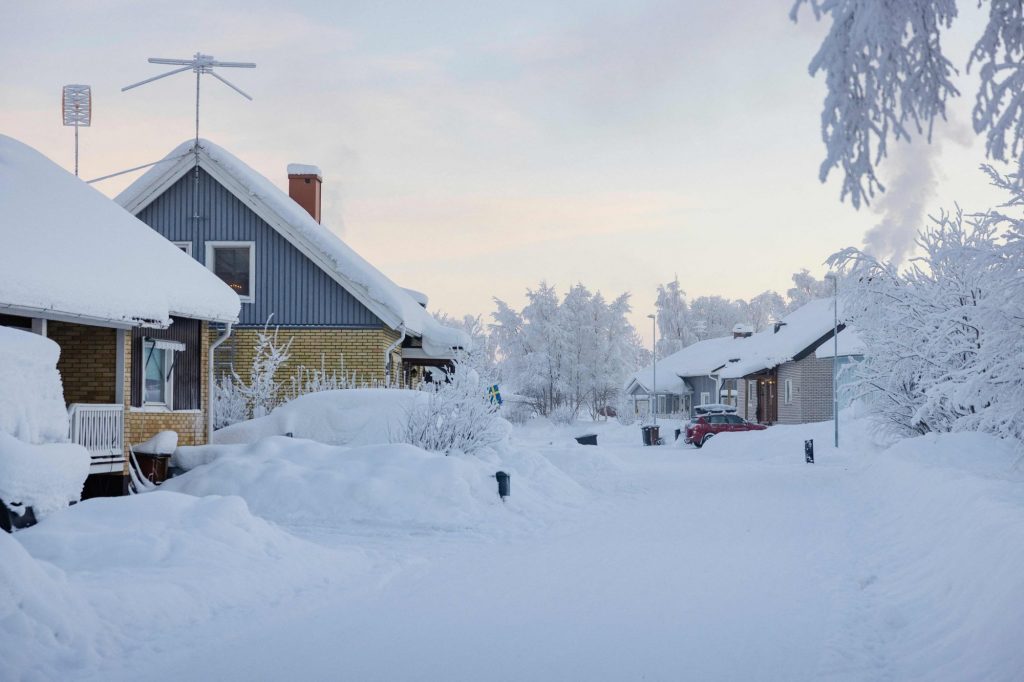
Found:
68,403 -> 125,474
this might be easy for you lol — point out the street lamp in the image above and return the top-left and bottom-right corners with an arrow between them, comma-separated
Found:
647,313 -> 657,426
824,273 -> 839,448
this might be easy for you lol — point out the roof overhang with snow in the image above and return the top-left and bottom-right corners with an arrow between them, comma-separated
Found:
116,140 -> 469,355
0,135 -> 240,328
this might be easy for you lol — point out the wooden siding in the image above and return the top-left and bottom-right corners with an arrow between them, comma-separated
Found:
135,168 -> 384,328
130,316 -> 201,409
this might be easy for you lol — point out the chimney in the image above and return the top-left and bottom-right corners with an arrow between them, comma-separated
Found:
287,163 -> 322,223
731,323 -> 754,339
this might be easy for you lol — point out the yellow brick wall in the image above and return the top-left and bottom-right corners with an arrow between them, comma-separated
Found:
48,321 -> 118,405
124,321 -> 211,448
210,326 -> 404,387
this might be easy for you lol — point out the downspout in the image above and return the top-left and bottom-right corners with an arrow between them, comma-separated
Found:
384,325 -> 407,386
208,322 -> 233,442
706,374 -> 722,405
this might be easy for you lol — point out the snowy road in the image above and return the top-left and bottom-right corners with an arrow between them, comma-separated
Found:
131,435 -> 884,681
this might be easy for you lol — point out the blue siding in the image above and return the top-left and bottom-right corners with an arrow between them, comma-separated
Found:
686,376 -> 718,404
136,168 -> 383,328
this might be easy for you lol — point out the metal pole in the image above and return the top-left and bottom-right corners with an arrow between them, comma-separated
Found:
650,314 -> 657,427
74,123 -> 79,177
193,68 -> 201,220
833,277 -> 839,448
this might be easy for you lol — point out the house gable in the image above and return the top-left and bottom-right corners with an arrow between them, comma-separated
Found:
136,169 -> 383,328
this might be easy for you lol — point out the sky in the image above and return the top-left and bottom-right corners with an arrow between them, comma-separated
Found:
0,1 -> 1008,343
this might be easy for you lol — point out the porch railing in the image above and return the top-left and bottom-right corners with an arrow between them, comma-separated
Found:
68,403 -> 125,474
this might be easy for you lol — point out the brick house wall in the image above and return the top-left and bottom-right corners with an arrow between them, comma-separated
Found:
776,354 -> 834,425
48,321 -> 118,405
124,321 -> 211,447
210,326 -> 403,387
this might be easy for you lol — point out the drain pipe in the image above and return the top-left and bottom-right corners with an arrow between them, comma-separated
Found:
384,325 -> 407,386
208,322 -> 233,441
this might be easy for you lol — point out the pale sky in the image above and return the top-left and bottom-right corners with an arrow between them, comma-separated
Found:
0,1 -> 1006,342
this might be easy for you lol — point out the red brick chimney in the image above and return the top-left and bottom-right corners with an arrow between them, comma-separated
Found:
287,164 -> 322,223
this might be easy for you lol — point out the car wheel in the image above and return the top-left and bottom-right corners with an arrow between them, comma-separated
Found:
700,433 -> 714,447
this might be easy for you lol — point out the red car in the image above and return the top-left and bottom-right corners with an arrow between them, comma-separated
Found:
685,413 -> 766,447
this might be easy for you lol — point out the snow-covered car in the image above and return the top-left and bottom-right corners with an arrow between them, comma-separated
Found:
684,413 -> 766,447
692,403 -> 737,416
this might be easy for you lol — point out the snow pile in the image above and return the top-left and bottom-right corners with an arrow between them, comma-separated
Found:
211,388 -> 427,446
0,529 -> 101,680
0,433 -> 89,517
168,436 -> 586,532
0,135 -> 239,326
286,163 -> 321,177
0,326 -> 69,444
117,140 -> 467,355
3,491 -> 363,681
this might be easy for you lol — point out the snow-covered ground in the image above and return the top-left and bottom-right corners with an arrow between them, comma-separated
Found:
3,413 -> 1023,681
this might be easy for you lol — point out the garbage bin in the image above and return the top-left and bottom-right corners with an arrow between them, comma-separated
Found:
649,425 -> 661,445
134,452 -> 171,484
641,426 -> 651,445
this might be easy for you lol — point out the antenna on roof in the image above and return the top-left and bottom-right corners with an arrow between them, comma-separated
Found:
122,53 -> 255,218
62,85 -> 91,177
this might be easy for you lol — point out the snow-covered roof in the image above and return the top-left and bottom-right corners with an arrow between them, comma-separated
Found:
117,140 -> 469,355
815,326 -> 865,358
626,335 -> 754,395
0,135 -> 239,327
719,299 -> 849,379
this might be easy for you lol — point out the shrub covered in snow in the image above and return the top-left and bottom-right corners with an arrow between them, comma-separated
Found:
0,326 -> 70,444
404,360 -> 510,456
0,432 -> 89,518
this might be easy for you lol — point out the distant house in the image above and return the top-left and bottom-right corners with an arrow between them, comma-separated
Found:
720,299 -> 863,425
116,139 -> 469,386
0,135 -> 240,496
624,326 -> 755,418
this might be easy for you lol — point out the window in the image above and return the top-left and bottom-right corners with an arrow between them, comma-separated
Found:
700,392 -> 711,405
657,395 -> 666,414
784,378 -> 794,404
141,338 -> 183,407
173,241 -> 193,256
748,381 -> 757,405
727,415 -> 744,425
206,241 -> 255,302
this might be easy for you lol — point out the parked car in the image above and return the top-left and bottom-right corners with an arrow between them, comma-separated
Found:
692,403 -> 737,416
684,413 -> 766,447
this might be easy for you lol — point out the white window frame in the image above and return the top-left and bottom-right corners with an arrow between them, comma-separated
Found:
748,381 -> 757,405
784,378 -> 794,404
205,241 -> 256,303
700,391 -> 710,405
173,241 -> 193,256
142,338 -> 176,409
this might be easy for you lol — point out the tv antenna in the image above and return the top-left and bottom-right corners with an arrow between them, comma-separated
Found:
62,84 -> 91,177
122,53 -> 255,218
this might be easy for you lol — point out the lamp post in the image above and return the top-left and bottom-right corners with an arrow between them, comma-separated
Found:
647,313 -> 657,426
825,273 -> 839,448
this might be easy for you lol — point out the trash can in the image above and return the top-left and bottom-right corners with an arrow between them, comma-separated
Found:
495,471 -> 510,498
649,425 -> 661,445
575,434 -> 598,446
134,452 -> 171,484
641,426 -> 651,445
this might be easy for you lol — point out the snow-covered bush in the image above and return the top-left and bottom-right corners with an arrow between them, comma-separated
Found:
212,375 -> 248,430
829,170 -> 1024,446
0,326 -> 70,444
403,359 -> 508,456
549,404 -> 577,425
235,321 -> 292,419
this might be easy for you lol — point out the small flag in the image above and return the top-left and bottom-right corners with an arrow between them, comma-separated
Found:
487,384 -> 503,405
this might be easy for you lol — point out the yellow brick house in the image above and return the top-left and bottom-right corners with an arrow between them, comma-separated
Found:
0,134 -> 240,496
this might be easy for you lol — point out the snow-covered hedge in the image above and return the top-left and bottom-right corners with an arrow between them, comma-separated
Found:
0,326 -> 69,444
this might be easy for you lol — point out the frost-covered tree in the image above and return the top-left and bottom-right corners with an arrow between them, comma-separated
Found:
741,290 -> 788,331
828,170 -> 1024,445
433,312 -> 496,380
793,0 -> 1024,206
786,269 -> 833,311
689,295 -> 744,340
489,281 -> 643,419
654,276 -> 697,357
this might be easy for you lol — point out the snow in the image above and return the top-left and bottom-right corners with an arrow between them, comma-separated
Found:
719,298 -> 850,379
4,409 -> 1023,681
0,135 -> 239,326
286,163 -> 321,177
208,388 -> 426,446
627,334 -> 752,394
132,430 -> 177,455
0,326 -> 68,444
0,432 -> 89,517
116,139 -> 468,356
815,325 -> 865,358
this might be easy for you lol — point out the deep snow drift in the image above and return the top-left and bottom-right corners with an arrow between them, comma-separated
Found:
4,413 -> 1023,682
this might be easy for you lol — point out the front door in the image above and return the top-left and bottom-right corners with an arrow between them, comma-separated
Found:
756,373 -> 777,424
